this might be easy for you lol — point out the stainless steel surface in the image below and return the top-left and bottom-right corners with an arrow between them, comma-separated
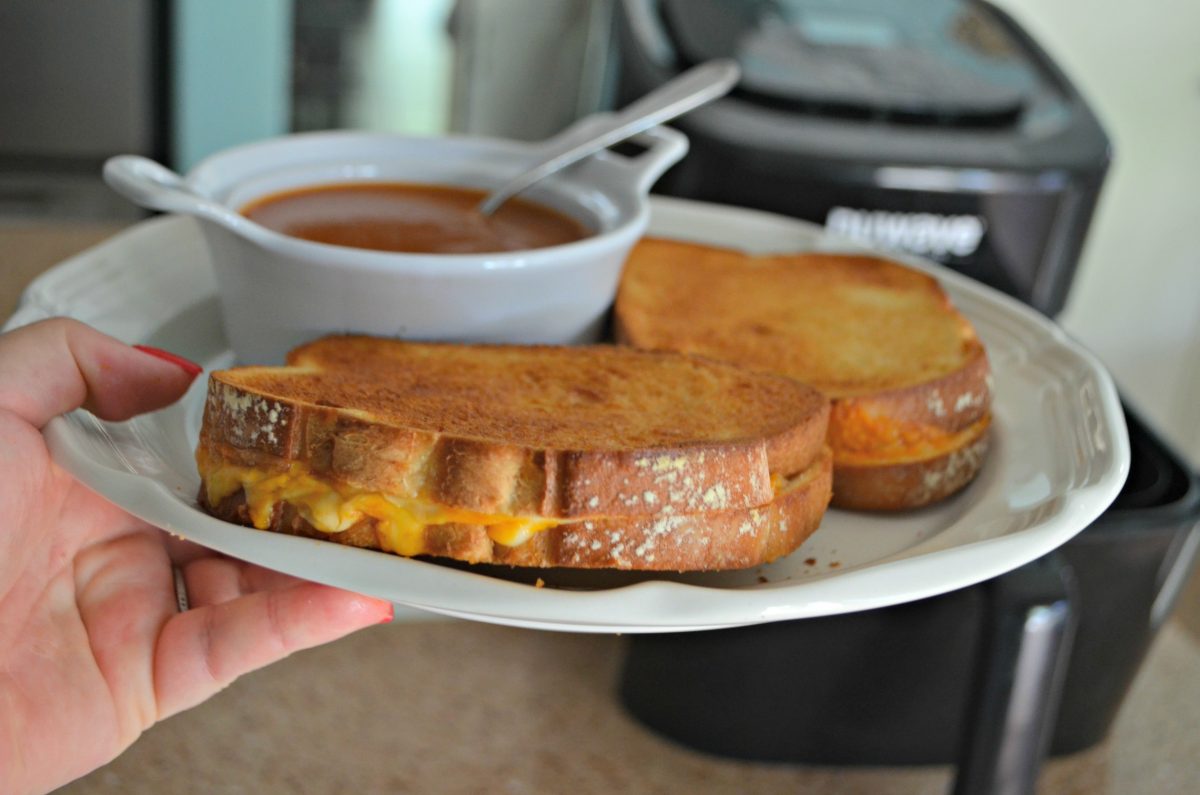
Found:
0,0 -> 157,157
0,0 -> 161,221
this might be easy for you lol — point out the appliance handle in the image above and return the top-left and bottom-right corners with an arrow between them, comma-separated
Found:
953,553 -> 1077,795
1150,518 -> 1200,629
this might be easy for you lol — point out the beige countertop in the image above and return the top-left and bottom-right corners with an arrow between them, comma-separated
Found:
53,620 -> 1200,795
4,221 -> 1198,794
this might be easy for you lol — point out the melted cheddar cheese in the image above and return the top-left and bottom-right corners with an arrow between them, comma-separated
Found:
199,457 -> 560,554
828,409 -> 991,465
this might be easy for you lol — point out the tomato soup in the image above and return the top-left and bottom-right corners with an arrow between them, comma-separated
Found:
241,182 -> 590,254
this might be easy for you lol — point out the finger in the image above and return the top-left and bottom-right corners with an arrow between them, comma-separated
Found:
163,534 -> 222,566
180,556 -> 306,607
153,582 -> 393,719
0,317 -> 202,429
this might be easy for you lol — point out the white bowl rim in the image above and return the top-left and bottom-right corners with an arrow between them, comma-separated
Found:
182,129 -> 657,274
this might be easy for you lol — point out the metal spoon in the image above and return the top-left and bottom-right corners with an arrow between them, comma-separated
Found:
477,59 -> 740,216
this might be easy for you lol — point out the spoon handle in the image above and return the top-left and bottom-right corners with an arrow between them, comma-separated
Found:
478,59 -> 740,216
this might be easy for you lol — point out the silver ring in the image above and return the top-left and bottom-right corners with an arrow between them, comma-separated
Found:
172,566 -> 190,613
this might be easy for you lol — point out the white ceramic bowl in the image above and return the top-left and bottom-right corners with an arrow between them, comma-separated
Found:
105,128 -> 688,363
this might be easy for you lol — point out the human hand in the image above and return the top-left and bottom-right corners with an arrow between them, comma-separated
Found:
0,318 -> 394,795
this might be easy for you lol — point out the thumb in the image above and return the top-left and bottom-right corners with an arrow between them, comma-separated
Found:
0,317 -> 202,428
153,581 -> 393,720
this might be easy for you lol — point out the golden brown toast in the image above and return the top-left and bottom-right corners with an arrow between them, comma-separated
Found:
614,238 -> 993,510
196,337 -> 832,570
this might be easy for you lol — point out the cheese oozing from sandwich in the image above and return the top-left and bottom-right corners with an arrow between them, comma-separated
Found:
828,408 -> 991,465
198,456 -> 562,554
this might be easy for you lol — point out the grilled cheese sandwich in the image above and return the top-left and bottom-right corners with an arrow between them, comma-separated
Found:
615,237 -> 994,510
195,336 -> 834,570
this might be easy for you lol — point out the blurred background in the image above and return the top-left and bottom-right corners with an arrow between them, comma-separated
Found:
0,0 -> 1195,472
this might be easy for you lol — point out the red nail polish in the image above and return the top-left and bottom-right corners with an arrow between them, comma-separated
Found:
134,344 -> 203,378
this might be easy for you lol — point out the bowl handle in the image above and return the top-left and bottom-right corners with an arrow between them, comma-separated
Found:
103,155 -> 248,233
601,125 -> 690,195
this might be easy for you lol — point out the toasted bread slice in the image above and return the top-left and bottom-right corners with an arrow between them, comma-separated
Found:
201,447 -> 833,571
614,238 -> 993,510
198,338 -> 829,521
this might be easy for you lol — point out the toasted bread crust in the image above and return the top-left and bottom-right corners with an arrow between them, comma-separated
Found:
831,420 -> 990,510
615,238 -> 992,426
199,340 -> 829,518
830,340 -> 991,437
615,237 -> 993,510
201,448 -> 833,571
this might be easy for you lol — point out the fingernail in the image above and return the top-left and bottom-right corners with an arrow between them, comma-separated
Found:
378,603 -> 395,624
134,345 -> 203,378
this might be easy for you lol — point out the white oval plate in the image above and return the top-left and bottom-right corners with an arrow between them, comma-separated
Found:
8,198 -> 1129,633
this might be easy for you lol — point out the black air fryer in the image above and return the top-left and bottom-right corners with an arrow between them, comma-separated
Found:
613,1 -> 1200,792
616,0 -> 1109,316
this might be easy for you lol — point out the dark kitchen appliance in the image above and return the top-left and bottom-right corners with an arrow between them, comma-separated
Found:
613,0 -> 1200,792
615,0 -> 1110,317
620,411 -> 1200,764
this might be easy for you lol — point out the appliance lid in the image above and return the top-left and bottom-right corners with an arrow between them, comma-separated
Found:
661,0 -> 1048,126
630,0 -> 1110,171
